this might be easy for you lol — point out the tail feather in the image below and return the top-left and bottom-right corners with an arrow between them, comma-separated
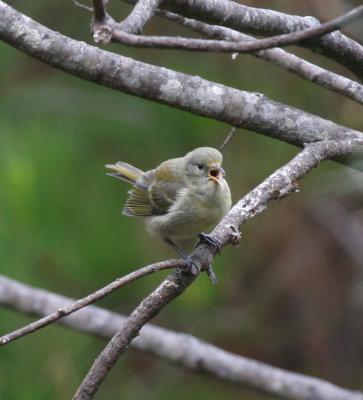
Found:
105,161 -> 143,184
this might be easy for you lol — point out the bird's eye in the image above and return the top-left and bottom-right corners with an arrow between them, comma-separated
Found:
197,163 -> 204,170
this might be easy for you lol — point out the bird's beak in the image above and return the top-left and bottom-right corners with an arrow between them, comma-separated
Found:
208,165 -> 225,184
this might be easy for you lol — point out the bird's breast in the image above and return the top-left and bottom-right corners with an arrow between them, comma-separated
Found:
144,180 -> 231,240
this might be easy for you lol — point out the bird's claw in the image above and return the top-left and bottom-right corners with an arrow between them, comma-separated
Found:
178,255 -> 199,276
197,232 -> 221,254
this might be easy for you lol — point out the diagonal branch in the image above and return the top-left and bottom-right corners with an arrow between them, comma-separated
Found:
149,0 -> 363,81
0,259 -> 184,345
79,2 -> 363,103
119,0 -> 162,34
111,6 -> 363,55
1,274 -> 363,400
73,139 -> 363,399
158,10 -> 363,106
1,2 -> 363,167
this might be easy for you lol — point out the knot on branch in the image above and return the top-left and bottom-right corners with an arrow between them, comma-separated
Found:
91,14 -> 115,44
227,225 -> 242,247
272,180 -> 300,200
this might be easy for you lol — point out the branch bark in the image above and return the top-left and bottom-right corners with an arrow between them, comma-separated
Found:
1,274 -> 363,400
1,2 -> 363,399
111,6 -> 363,55
152,0 -> 363,80
119,0 -> 162,34
0,2 -> 362,165
158,10 -> 363,105
74,139 -> 363,399
0,259 -> 184,345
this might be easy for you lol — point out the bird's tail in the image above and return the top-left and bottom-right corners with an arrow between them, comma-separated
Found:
105,161 -> 144,184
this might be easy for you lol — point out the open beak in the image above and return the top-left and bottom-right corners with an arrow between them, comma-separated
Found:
208,165 -> 225,184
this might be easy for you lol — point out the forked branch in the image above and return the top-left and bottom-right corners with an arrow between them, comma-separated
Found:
74,139 -> 363,399
0,274 -> 362,400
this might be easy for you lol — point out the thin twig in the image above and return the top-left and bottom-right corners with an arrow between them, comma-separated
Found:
0,259 -> 184,346
219,126 -> 236,150
124,0 -> 363,80
118,0 -> 162,34
73,139 -> 363,399
158,10 -> 363,105
111,6 -> 363,54
1,274 -> 363,400
72,0 -> 93,12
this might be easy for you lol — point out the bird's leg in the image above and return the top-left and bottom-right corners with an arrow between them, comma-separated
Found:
164,238 -> 199,276
196,233 -> 222,285
206,265 -> 218,286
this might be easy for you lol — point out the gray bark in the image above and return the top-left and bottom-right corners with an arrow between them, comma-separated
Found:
0,1 -> 362,157
157,0 -> 363,80
1,274 -> 363,400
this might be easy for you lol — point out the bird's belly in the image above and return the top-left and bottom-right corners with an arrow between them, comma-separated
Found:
145,185 -> 231,240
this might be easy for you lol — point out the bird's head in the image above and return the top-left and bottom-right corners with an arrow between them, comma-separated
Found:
184,147 -> 225,185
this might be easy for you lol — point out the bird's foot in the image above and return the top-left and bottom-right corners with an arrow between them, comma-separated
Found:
164,238 -> 200,276
183,255 -> 200,276
197,232 -> 221,254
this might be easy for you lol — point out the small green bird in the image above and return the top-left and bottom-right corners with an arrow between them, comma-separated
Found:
106,147 -> 232,281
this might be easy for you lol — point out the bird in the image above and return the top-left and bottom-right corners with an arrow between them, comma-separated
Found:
106,147 -> 232,282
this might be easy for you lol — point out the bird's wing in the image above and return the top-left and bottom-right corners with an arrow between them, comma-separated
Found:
123,158 -> 185,217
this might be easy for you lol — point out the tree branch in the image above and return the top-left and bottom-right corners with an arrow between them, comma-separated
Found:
72,0 -> 93,13
111,6 -> 363,55
73,139 -> 363,399
1,274 -> 362,400
119,0 -> 162,34
92,0 -> 106,22
1,2 -> 363,167
1,2 -> 363,399
151,0 -> 363,80
0,259 -> 184,346
158,10 -> 363,106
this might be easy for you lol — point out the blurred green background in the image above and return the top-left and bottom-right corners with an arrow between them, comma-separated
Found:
1,0 -> 363,399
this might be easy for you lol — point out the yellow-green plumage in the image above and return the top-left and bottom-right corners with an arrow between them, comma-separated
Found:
106,147 -> 232,240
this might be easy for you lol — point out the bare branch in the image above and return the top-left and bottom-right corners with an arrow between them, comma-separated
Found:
151,0 -> 363,80
72,0 -> 93,12
159,10 -> 363,106
1,2 -> 363,168
119,0 -> 162,34
213,140 -> 363,248
219,126 -> 236,150
0,259 -> 184,346
73,268 -> 201,399
92,0 -> 106,22
112,6 -> 363,55
73,139 -> 363,399
1,274 -> 362,400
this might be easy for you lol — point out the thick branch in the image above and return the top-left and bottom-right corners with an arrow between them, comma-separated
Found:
119,0 -> 162,34
0,259 -> 184,345
1,2 -> 363,163
159,11 -> 363,105
74,139 -> 363,399
154,0 -> 363,80
112,6 -> 363,55
1,275 -> 362,400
